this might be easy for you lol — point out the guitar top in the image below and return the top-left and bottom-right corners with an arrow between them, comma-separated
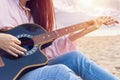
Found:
0,24 -> 49,80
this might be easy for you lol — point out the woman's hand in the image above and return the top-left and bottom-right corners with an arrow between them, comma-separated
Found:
0,33 -> 27,57
93,16 -> 119,29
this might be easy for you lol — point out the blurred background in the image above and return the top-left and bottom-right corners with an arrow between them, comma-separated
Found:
53,0 -> 120,36
53,0 -> 120,77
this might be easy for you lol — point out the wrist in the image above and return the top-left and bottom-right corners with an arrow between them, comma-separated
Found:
87,20 -> 95,25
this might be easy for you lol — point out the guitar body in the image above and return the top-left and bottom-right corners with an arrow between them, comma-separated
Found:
0,24 -> 49,80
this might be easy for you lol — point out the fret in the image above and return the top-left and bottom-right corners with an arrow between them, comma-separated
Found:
32,31 -> 58,44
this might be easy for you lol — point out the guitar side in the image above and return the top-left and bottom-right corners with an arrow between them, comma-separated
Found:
0,24 -> 48,80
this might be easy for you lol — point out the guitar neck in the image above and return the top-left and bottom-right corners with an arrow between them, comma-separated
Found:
32,21 -> 90,45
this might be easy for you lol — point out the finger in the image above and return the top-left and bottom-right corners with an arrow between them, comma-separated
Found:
109,17 -> 118,23
12,38 -> 21,45
106,17 -> 117,24
6,49 -> 18,57
9,46 -> 25,56
105,16 -> 112,22
12,43 -> 27,53
115,21 -> 119,24
108,20 -> 118,25
105,21 -> 113,25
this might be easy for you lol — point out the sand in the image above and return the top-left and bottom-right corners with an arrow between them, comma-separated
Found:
77,35 -> 120,78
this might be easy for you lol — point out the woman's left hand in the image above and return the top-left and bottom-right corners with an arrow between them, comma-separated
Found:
93,16 -> 119,29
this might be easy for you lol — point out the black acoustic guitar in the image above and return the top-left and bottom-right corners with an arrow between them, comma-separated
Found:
0,17 -> 117,80
0,23 -> 89,80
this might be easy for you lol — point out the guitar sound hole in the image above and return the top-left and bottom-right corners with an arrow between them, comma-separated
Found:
19,37 -> 34,51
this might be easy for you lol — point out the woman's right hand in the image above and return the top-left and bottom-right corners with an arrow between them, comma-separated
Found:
0,33 -> 27,57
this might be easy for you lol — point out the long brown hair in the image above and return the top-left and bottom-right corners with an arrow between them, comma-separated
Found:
27,0 -> 55,32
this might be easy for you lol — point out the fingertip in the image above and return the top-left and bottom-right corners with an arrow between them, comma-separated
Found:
16,40 -> 21,45
24,49 -> 27,52
116,21 -> 119,24
14,54 -> 19,57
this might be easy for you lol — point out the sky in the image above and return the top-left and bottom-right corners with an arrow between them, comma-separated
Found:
53,0 -> 120,36
53,0 -> 120,24
53,0 -> 120,12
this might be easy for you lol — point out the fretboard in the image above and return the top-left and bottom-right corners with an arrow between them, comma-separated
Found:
32,22 -> 89,45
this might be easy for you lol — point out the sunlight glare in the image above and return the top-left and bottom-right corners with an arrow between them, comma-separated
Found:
80,0 -> 94,7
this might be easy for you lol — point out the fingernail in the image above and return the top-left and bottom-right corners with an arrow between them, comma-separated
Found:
15,55 -> 18,57
21,52 -> 25,55
25,49 -> 27,51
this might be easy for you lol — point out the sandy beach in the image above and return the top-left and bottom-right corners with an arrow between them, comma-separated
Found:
77,35 -> 120,78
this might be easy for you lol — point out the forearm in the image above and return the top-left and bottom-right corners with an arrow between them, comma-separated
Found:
68,19 -> 103,41
69,25 -> 97,41
78,20 -> 95,29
